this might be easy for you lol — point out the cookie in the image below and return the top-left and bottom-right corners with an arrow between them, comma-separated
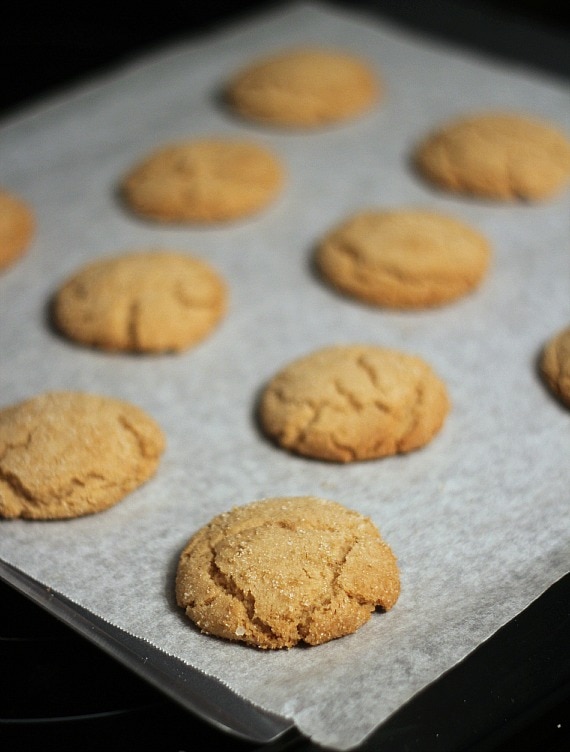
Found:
176,495 -> 400,649
414,112 -> 570,201
316,208 -> 491,308
0,190 -> 35,271
0,391 -> 165,519
52,250 -> 227,353
120,138 -> 284,223
226,47 -> 380,129
258,344 -> 450,462
540,326 -> 570,407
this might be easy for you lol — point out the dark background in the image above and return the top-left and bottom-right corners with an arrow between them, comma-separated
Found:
2,2 -> 569,751
2,0 -> 569,120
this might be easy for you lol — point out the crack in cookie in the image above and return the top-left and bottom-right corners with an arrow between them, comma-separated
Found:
175,496 -> 400,649
52,250 -> 227,353
0,391 -> 165,519
316,209 -> 491,309
414,112 -> 570,201
120,138 -> 284,223
259,344 -> 450,462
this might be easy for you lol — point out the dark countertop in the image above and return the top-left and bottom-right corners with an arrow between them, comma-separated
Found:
1,2 -> 569,750
2,575 -> 568,751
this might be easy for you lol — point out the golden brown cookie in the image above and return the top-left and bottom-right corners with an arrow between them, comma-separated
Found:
540,326 -> 570,407
316,208 -> 491,308
414,112 -> 570,201
120,138 -> 284,223
0,190 -> 35,271
176,495 -> 400,649
226,47 -> 380,129
0,391 -> 165,519
258,344 -> 450,462
52,250 -> 227,353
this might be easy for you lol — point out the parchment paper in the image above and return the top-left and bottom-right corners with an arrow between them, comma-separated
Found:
1,3 -> 569,749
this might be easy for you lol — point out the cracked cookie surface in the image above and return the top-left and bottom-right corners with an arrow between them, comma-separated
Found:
226,47 -> 380,128
175,496 -> 400,649
0,391 -> 165,519
0,189 -> 35,272
316,208 -> 491,308
52,250 -> 227,353
414,112 -> 570,201
540,326 -> 570,407
259,345 -> 450,462
121,138 -> 284,222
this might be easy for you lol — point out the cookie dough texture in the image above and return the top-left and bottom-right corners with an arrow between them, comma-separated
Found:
0,391 -> 165,519
121,138 -> 284,223
317,209 -> 491,308
52,250 -> 227,353
0,190 -> 35,271
540,326 -> 570,407
414,112 -> 570,201
176,496 -> 400,649
226,47 -> 380,128
259,345 -> 450,462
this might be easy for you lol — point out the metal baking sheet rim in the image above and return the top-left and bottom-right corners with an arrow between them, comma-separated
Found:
0,559 -> 294,744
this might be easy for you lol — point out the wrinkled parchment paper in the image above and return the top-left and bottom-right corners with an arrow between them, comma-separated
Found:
1,3 -> 569,749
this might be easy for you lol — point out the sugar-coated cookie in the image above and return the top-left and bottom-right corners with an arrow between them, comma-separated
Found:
176,495 -> 400,649
259,344 -> 450,462
0,391 -> 165,519
120,138 -> 284,223
52,250 -> 227,353
316,208 -> 491,308
226,47 -> 380,129
414,112 -> 570,201
540,326 -> 570,407
0,190 -> 35,271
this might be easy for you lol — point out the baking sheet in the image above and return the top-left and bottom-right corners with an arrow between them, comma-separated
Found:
1,2 -> 569,749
